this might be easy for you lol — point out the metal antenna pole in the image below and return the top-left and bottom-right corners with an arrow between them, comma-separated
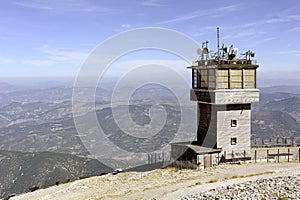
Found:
217,27 -> 220,60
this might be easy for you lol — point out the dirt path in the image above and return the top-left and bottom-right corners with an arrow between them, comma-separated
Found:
11,162 -> 300,200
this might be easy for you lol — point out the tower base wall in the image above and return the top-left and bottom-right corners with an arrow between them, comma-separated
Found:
197,103 -> 251,154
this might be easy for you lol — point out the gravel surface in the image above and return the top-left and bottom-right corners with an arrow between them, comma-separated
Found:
180,175 -> 300,200
10,162 -> 300,200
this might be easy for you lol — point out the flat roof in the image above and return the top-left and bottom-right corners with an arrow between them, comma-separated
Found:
171,142 -> 222,154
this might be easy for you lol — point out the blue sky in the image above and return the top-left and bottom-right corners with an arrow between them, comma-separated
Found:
1,0 -> 300,85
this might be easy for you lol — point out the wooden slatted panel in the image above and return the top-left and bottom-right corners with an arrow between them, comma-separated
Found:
231,69 -> 242,89
217,69 -> 229,89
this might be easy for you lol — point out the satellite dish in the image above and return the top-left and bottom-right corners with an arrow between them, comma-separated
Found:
197,48 -> 203,55
228,47 -> 238,60
233,48 -> 238,56
203,47 -> 209,54
228,54 -> 235,60
223,46 -> 229,53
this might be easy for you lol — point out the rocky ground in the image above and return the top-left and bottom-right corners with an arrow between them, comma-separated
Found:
181,175 -> 300,200
10,162 -> 300,200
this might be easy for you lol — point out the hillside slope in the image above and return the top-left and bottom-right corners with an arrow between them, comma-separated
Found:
10,162 -> 300,200
252,95 -> 300,144
0,150 -> 111,199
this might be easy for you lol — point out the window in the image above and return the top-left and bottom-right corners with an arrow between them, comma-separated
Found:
192,69 -> 199,89
230,69 -> 242,89
207,69 -> 216,89
244,69 -> 256,88
217,69 -> 229,89
231,119 -> 237,127
200,69 -> 207,88
231,137 -> 237,145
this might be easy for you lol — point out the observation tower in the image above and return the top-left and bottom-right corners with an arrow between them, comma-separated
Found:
188,28 -> 259,156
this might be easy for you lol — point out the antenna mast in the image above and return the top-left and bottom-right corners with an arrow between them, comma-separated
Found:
217,27 -> 220,60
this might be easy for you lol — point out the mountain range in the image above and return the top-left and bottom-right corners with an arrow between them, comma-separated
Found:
0,83 -> 299,198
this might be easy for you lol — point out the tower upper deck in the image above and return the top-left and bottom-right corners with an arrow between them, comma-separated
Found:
188,40 -> 259,104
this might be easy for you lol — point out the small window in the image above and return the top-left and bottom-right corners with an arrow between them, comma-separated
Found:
231,137 -> 237,145
231,120 -> 237,127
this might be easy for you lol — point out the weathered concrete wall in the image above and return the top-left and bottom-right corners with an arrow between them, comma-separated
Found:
197,104 -> 251,154
197,103 -> 217,148
217,108 -> 251,154
191,89 -> 259,104
214,89 -> 259,104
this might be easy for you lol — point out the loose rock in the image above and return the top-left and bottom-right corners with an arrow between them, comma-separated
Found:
180,175 -> 300,200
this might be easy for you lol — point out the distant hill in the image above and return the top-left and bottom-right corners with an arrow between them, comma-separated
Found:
0,85 -> 299,154
0,100 -> 90,155
260,85 -> 300,94
252,94 -> 300,145
252,110 -> 299,138
263,96 -> 300,113
0,150 -> 112,199
0,82 -> 22,93
0,87 -> 110,107
252,92 -> 297,111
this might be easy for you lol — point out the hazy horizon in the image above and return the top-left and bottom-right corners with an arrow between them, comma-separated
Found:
0,70 -> 299,89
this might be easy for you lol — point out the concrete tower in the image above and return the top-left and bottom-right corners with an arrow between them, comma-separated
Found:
188,38 -> 259,156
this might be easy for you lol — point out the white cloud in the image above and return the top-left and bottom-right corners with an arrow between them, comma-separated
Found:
117,59 -> 188,67
13,0 -> 116,14
107,59 -> 190,78
248,37 -> 276,47
263,37 -> 275,41
157,4 -> 240,25
121,24 -> 133,29
287,27 -> 300,32
275,50 -> 300,56
222,30 -> 267,40
244,13 -> 300,28
206,10 -> 300,45
0,56 -> 14,65
139,0 -> 165,7
21,45 -> 89,67
22,59 -> 55,67
35,45 -> 88,63
13,1 -> 51,10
